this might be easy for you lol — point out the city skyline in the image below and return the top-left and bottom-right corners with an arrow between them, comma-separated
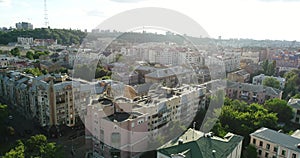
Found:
1,0 -> 300,40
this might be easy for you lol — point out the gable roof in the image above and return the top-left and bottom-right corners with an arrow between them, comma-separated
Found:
250,127 -> 300,153
158,131 -> 243,158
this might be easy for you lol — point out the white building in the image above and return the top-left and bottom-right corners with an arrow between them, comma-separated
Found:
252,74 -> 286,89
250,127 -> 300,158
288,98 -> 300,124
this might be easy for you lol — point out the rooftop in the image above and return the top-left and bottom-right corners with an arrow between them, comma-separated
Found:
288,98 -> 300,109
145,66 -> 192,79
227,81 -> 282,96
106,112 -> 143,122
250,127 -> 300,153
158,129 -> 243,158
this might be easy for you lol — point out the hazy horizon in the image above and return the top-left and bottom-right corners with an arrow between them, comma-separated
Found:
1,0 -> 300,41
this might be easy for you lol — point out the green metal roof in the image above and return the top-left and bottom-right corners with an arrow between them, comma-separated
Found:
158,132 -> 243,158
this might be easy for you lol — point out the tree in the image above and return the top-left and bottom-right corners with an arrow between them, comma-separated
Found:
292,94 -> 300,99
264,98 -> 293,124
26,51 -> 34,60
263,77 -> 280,89
245,144 -> 257,158
10,47 -> 20,57
24,68 -> 43,76
283,69 -> 300,99
213,99 -> 278,145
261,60 -> 276,76
4,140 -> 25,158
4,134 -> 64,158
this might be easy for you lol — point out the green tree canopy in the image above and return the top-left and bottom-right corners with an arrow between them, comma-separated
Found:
4,134 -> 63,158
10,47 -> 20,57
4,140 -> 25,158
261,60 -> 276,76
263,77 -> 280,89
24,68 -> 43,76
283,69 -> 300,99
292,94 -> 300,99
212,99 -> 278,145
264,98 -> 293,124
25,51 -> 34,60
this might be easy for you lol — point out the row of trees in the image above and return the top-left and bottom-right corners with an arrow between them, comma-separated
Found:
4,135 -> 63,158
0,28 -> 87,45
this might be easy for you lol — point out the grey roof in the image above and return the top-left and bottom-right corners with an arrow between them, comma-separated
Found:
145,66 -> 192,79
288,99 -> 300,109
226,81 -> 282,96
250,127 -> 300,152
134,83 -> 153,94
229,69 -> 249,76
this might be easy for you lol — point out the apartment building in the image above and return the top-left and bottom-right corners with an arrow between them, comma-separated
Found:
157,128 -> 243,158
0,71 -> 96,128
227,69 -> 250,83
270,51 -> 300,68
144,66 -> 194,87
288,99 -> 300,124
226,81 -> 282,104
252,74 -> 286,89
206,52 -> 241,73
250,127 -> 300,158
85,80 -> 207,158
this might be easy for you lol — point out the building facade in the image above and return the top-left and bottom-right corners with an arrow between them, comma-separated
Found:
250,127 -> 300,158
85,81 -> 207,158
252,74 -> 286,89
227,69 -> 250,83
226,81 -> 282,104
288,99 -> 300,124
0,71 -> 95,128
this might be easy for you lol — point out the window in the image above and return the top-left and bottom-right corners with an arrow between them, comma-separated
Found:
266,144 -> 270,150
282,150 -> 286,156
297,110 -> 300,115
258,150 -> 262,155
296,117 -> 300,123
265,152 -> 269,158
273,147 -> 277,152
252,138 -> 256,144
259,141 -> 263,147
292,153 -> 297,158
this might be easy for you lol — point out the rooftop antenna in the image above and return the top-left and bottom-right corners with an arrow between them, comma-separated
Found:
44,0 -> 49,27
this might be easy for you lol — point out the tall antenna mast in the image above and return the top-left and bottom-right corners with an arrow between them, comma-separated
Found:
44,0 -> 49,27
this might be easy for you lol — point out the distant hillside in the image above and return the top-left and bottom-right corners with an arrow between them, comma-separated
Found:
0,28 -> 87,45
88,32 -> 300,49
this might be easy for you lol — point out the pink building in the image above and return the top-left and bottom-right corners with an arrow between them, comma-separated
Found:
85,98 -> 149,158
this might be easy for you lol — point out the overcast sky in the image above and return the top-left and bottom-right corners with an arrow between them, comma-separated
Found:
0,0 -> 300,41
